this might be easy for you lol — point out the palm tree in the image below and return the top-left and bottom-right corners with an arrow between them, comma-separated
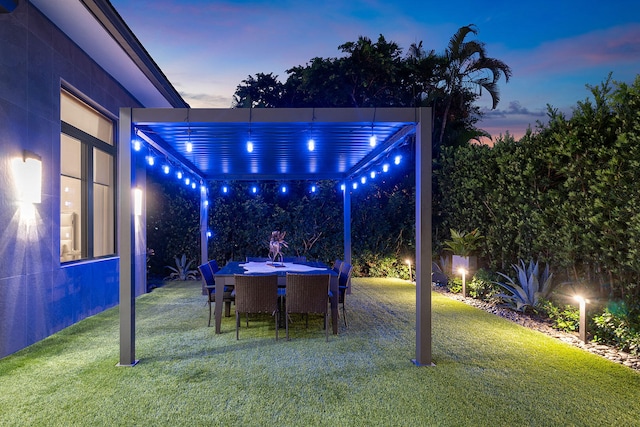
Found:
436,24 -> 512,147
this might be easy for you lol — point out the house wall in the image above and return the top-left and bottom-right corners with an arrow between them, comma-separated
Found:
0,2 -> 143,358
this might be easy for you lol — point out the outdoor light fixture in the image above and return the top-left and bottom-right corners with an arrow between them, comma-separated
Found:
134,188 -> 143,216
186,141 -> 193,153
191,182 -> 196,189
394,155 -> 402,165
12,150 -> 42,204
352,182 -> 358,190
458,267 -> 467,297
340,183 -> 346,191
247,141 -> 254,153
369,135 -> 377,147
176,171 -> 183,179
281,185 -> 287,193
207,230 -> 212,238
132,140 -> 141,151
222,185 -> 229,194
406,259 -> 413,283
204,200 -> 209,207
382,163 -> 390,173
185,177 -> 190,186
574,295 -> 588,343
370,171 -> 376,179
251,185 -> 258,194
310,184 -> 317,193
162,164 -> 170,174
360,176 -> 366,184
146,155 -> 154,166
308,138 -> 315,151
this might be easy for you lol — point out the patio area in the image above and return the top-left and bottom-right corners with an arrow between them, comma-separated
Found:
1,278 -> 639,426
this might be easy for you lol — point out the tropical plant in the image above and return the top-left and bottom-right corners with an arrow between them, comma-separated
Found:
164,254 -> 198,281
434,24 -> 512,148
443,228 -> 484,256
494,259 -> 554,312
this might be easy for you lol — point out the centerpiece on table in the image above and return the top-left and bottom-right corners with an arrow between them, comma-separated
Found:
268,230 -> 288,267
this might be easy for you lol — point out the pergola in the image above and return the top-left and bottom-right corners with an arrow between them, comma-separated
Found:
118,107 -> 433,366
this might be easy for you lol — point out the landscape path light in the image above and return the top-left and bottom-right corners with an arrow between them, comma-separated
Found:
405,259 -> 413,283
574,295 -> 588,343
458,267 -> 467,297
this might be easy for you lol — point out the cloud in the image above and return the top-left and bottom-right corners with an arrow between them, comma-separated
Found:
180,91 -> 233,108
513,23 -> 640,76
481,101 -> 547,119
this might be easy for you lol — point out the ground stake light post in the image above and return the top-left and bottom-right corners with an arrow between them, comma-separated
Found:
458,267 -> 467,297
406,259 -> 413,283
574,295 -> 588,343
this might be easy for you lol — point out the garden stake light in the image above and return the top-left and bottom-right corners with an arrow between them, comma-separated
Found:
458,267 -> 467,297
406,259 -> 413,283
574,295 -> 588,343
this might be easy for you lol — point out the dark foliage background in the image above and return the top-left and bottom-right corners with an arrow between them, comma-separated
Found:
145,145 -> 415,279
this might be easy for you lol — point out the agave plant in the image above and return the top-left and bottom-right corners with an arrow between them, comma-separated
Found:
164,254 -> 198,281
494,259 -> 554,312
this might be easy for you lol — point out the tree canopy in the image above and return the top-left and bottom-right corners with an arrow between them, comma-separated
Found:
233,26 -> 511,152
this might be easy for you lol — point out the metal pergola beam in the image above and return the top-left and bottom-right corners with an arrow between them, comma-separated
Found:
118,106 -> 433,367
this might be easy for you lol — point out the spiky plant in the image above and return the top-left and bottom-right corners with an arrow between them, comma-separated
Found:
494,259 -> 554,312
164,254 -> 198,280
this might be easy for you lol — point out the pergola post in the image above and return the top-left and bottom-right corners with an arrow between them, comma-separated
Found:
343,185 -> 352,292
413,107 -> 433,367
200,185 -> 208,294
117,108 -> 138,367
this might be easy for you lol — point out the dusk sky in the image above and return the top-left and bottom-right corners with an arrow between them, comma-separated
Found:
110,0 -> 640,141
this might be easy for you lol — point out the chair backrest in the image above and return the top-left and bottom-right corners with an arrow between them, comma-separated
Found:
234,274 -> 279,314
198,263 -> 215,287
286,273 -> 330,315
332,259 -> 343,273
208,259 -> 220,274
339,262 -> 353,288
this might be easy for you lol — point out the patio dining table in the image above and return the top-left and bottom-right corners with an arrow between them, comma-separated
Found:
213,261 -> 339,335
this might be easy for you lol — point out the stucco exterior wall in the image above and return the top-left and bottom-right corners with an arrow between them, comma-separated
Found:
0,2 -> 142,358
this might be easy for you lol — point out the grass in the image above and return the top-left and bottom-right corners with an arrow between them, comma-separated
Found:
1,278 -> 639,426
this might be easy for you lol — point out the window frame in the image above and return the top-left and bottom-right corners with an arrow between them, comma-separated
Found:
60,102 -> 117,264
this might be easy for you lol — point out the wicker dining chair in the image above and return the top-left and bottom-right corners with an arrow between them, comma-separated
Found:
198,261 -> 235,327
234,274 -> 280,340
285,273 -> 331,341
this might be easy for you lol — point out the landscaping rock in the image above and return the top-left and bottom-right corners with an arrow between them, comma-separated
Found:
435,286 -> 640,373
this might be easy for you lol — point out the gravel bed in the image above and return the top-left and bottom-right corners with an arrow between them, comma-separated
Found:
436,287 -> 640,372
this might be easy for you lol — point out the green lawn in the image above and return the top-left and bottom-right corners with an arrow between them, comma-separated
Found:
1,278 -> 639,426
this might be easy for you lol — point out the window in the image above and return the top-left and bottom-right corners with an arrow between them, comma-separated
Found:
60,90 -> 115,262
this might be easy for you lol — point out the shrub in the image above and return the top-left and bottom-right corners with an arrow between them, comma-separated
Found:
468,268 -> 500,301
355,251 -> 411,280
447,276 -> 463,294
591,300 -> 640,355
494,259 -> 554,312
538,299 -> 580,332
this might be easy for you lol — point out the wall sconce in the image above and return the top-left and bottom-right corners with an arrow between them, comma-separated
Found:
134,188 -> 143,216
12,150 -> 42,204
